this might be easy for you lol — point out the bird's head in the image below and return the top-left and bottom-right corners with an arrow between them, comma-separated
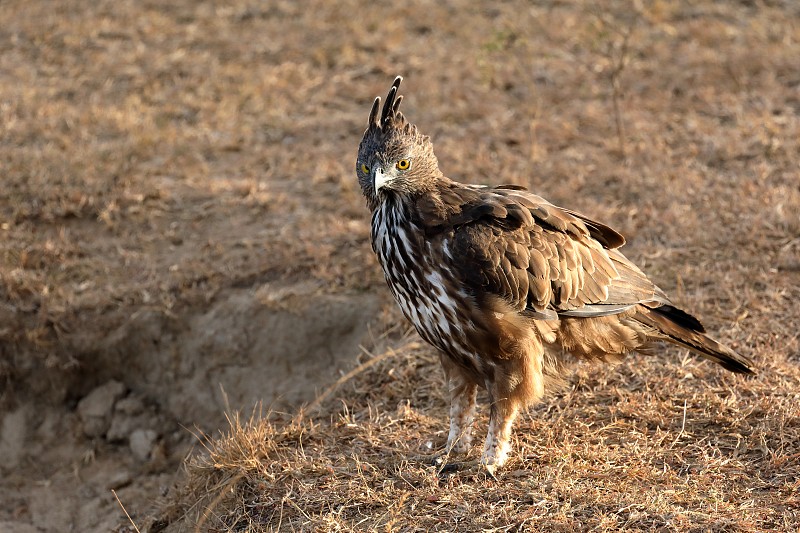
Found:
356,76 -> 441,210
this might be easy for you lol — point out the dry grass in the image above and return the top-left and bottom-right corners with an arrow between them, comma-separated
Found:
155,339 -> 799,531
2,0 -> 799,531
145,0 -> 799,530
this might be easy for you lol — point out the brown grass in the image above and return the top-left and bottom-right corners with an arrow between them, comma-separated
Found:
2,0 -> 799,531
156,339 -> 799,531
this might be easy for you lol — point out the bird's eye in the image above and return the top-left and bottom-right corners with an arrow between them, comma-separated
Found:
396,159 -> 410,171
360,163 -> 370,175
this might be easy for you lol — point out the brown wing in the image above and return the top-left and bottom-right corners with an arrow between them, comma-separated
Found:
416,183 -> 666,319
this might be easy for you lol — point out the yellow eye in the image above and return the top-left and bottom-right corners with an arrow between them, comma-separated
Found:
396,159 -> 410,170
360,163 -> 369,175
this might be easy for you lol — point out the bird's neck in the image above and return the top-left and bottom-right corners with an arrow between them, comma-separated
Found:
374,193 -> 414,227
371,193 -> 421,257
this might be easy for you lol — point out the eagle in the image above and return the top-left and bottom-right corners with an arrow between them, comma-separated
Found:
355,77 -> 754,475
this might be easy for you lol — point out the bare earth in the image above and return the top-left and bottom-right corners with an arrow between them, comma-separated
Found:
1,0 -> 798,531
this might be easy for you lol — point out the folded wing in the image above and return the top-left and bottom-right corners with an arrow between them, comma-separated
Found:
417,183 -> 668,319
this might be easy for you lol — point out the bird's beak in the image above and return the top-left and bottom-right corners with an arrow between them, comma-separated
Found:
374,166 -> 389,192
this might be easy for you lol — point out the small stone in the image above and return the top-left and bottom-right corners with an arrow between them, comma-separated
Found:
105,469 -> 133,490
114,396 -> 144,416
106,413 -> 136,443
129,429 -> 158,461
77,380 -> 127,438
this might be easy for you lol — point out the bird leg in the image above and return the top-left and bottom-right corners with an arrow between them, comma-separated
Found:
445,375 -> 477,455
481,386 -> 522,476
411,386 -> 475,468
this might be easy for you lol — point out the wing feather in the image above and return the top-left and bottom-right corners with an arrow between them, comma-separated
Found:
415,183 -> 662,318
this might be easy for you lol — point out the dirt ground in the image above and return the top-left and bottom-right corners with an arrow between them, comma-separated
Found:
1,0 -> 798,531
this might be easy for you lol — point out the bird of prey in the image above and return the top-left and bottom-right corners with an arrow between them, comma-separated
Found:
355,76 -> 754,475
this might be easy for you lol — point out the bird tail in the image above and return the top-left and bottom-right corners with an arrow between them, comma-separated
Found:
635,303 -> 755,374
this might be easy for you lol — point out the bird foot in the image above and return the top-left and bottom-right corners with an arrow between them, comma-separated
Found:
434,459 -> 498,480
436,458 -> 478,476
410,452 -> 449,467
412,450 -> 499,479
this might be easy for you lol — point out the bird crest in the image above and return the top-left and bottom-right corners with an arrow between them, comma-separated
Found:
357,76 -> 442,210
365,76 -> 417,136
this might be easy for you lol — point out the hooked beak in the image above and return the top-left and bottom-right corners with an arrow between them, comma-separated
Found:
374,166 -> 390,192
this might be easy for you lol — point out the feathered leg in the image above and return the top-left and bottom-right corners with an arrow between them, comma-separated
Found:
481,343 -> 546,475
481,332 -> 552,476
481,391 -> 520,476
441,355 -> 477,454
446,376 -> 477,454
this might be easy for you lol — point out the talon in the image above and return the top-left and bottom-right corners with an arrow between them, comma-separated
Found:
430,454 -> 445,467
436,459 -> 480,477
436,462 -> 462,476
410,453 -> 446,467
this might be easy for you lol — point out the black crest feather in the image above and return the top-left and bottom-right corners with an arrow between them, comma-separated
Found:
368,97 -> 380,127
367,76 -> 406,131
381,76 -> 403,125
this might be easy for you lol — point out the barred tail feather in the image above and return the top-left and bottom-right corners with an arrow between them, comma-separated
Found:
636,304 -> 755,374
